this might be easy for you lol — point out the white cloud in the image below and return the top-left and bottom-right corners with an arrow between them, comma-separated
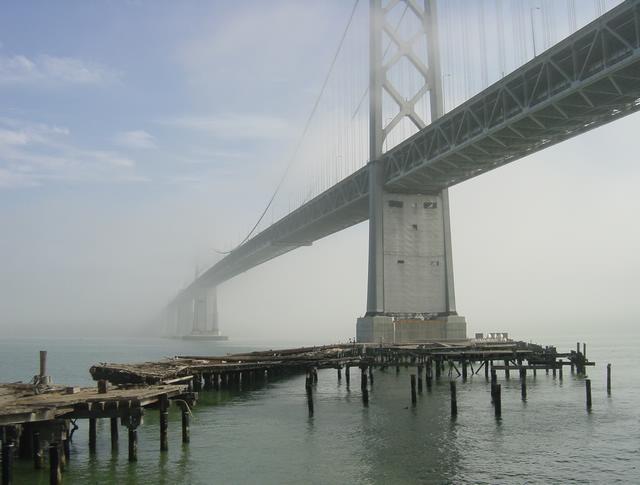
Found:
0,168 -> 39,189
0,118 -> 138,188
159,114 -> 290,141
0,53 -> 120,85
114,130 -> 156,149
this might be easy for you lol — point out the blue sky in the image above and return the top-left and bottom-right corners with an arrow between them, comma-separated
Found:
0,1 -> 355,193
1,1 -> 639,342
0,1 -> 358,334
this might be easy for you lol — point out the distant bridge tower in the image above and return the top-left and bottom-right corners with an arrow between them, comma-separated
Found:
357,0 -> 467,343
167,286 -> 224,340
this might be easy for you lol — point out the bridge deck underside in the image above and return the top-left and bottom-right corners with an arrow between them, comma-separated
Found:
187,0 -> 640,294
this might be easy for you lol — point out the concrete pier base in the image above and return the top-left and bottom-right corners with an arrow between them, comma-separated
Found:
356,316 -> 395,344
356,315 -> 467,343
181,333 -> 228,341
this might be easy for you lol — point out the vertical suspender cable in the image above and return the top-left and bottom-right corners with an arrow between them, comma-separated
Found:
215,0 -> 361,254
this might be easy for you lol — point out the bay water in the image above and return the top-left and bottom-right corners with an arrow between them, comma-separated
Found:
0,332 -> 637,484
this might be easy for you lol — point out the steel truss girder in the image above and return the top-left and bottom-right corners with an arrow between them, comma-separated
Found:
383,0 -> 640,192
192,168 -> 370,290
178,0 -> 640,299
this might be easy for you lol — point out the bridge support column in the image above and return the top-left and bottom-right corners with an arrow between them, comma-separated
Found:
192,286 -> 221,337
167,286 -> 224,339
169,297 -> 195,337
358,0 -> 466,343
357,189 -> 466,343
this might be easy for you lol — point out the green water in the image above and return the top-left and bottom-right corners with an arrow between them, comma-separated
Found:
1,333 -> 638,484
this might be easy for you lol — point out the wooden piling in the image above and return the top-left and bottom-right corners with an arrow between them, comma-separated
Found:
435,358 -> 441,379
410,375 -> 417,406
89,417 -> 97,453
180,403 -> 190,444
212,373 -> 219,390
305,371 -> 314,416
484,360 -> 489,380
97,379 -> 108,394
586,378 -> 592,410
345,366 -> 350,385
361,368 -> 368,391
503,360 -> 510,380
193,375 -> 202,391
33,431 -> 43,469
62,435 -> 70,464
490,369 -> 497,403
495,384 -> 502,418
128,426 -> 137,462
521,371 -> 527,401
583,342 -> 587,359
417,373 -> 423,394
450,381 -> 457,417
368,365 -> 374,385
362,388 -> 369,407
39,350 -> 47,378
110,417 -> 118,451
337,366 -> 342,381
159,394 -> 169,452
461,361 -> 468,381
607,363 -> 611,395
2,440 -> 13,485
558,362 -> 563,381
49,443 -> 61,485
59,440 -> 66,472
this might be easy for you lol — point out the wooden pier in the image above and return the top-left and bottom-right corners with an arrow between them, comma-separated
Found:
0,375 -> 195,484
0,340 -> 601,484
89,343 -> 361,388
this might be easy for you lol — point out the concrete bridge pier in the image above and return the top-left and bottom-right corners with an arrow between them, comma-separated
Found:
167,287 -> 226,340
356,187 -> 467,344
191,286 -> 222,338
357,0 -> 466,344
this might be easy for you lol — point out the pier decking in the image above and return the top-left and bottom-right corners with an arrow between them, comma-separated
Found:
0,339 -> 601,484
0,382 -> 190,426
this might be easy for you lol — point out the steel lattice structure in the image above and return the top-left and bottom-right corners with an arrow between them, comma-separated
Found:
182,0 -> 640,296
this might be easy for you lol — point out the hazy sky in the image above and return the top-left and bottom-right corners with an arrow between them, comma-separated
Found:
1,1 -> 638,343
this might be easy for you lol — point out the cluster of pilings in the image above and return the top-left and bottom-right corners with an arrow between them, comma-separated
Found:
1,392 -> 195,485
190,367 -> 291,392
1,341 -> 612,484
0,353 -> 196,485
358,342 -> 608,419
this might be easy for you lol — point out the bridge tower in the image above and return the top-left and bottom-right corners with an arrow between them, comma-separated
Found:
357,0 -> 466,343
167,286 -> 224,339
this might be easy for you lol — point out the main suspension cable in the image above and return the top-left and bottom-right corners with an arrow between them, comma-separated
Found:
216,0 -> 360,255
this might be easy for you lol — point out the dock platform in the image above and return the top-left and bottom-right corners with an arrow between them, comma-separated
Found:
0,339 -> 598,484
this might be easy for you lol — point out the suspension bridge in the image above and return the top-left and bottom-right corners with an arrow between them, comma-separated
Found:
165,0 -> 640,342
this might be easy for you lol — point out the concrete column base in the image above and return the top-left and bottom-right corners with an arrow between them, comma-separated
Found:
356,315 -> 467,343
395,315 -> 467,342
356,316 -> 395,344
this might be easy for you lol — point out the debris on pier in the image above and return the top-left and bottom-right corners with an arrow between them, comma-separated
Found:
90,343 -> 361,386
0,370 -> 196,483
0,340 -> 600,484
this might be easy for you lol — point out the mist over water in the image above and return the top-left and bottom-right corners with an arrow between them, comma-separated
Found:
1,1 -> 639,483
